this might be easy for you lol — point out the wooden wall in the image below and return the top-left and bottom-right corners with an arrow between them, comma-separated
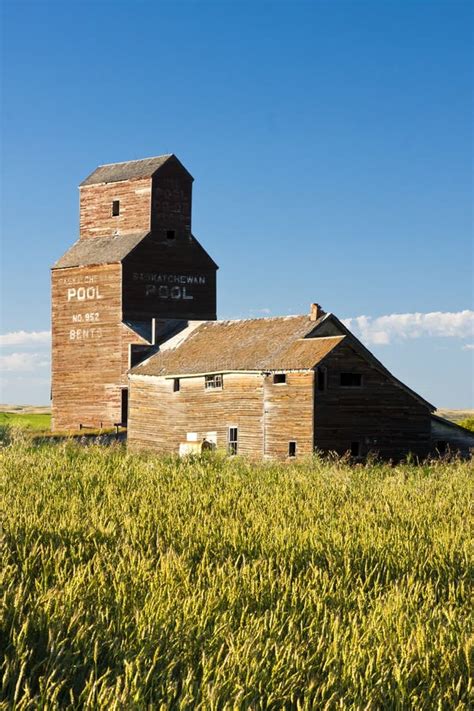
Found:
51,264 -> 149,431
128,373 -> 264,455
314,341 -> 432,459
122,232 -> 217,321
79,178 -> 151,239
263,372 -> 314,458
151,158 -> 193,236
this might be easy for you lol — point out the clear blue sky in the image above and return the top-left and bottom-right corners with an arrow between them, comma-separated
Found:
1,0 -> 473,407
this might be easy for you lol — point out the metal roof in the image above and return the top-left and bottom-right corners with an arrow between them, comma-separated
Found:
131,315 -> 342,376
80,154 -> 176,186
52,232 -> 147,269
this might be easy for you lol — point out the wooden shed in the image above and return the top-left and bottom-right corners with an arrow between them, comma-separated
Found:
51,155 -> 218,431
128,305 -> 437,460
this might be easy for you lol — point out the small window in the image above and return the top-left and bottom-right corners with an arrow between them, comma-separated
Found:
273,373 -> 287,385
317,368 -> 326,391
436,440 -> 448,455
166,230 -> 175,240
288,441 -> 296,457
129,344 -> 152,368
173,378 -> 180,392
112,200 -> 120,217
228,427 -> 238,455
350,441 -> 360,457
205,374 -> 223,390
340,373 -> 362,387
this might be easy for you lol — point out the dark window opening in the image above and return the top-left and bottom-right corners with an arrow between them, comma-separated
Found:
317,368 -> 326,391
121,388 -> 128,425
205,374 -> 223,390
340,373 -> 362,387
350,441 -> 360,457
436,440 -> 448,454
173,378 -> 180,392
166,230 -> 175,240
228,427 -> 238,455
130,344 -> 152,368
112,200 -> 120,217
288,441 -> 296,457
273,373 -> 287,384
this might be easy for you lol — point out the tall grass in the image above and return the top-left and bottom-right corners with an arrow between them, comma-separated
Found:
1,434 -> 472,709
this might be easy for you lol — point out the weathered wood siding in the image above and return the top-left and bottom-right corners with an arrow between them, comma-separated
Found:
151,158 -> 192,235
263,372 -> 314,458
314,341 -> 431,459
122,233 -> 217,321
128,373 -> 264,455
79,178 -> 151,239
51,264 -> 151,431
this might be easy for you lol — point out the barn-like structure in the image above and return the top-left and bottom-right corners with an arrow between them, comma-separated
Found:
127,305 -> 436,460
52,154 -> 474,458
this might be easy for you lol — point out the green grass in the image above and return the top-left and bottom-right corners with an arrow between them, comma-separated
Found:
458,418 -> 474,432
0,412 -> 51,431
0,434 -> 472,709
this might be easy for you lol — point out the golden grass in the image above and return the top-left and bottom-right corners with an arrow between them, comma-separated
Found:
0,433 -> 472,709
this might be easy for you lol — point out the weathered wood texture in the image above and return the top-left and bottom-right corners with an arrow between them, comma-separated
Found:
314,341 -> 432,459
151,159 -> 192,235
122,235 -> 217,321
263,372 -> 314,458
128,373 -> 264,456
79,178 -> 151,239
51,264 -> 125,430
52,156 -> 218,431
128,371 -> 315,459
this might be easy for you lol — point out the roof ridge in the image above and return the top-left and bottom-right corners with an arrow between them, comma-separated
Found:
205,314 -> 306,325
94,154 -> 173,169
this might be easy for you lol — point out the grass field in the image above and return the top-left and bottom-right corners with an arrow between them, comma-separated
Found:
0,412 -> 51,431
0,431 -> 473,709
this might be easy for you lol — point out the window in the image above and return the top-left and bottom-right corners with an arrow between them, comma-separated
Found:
273,373 -> 287,384
350,441 -> 360,457
173,378 -> 180,392
205,374 -> 223,390
228,427 -> 238,455
317,367 -> 326,391
288,441 -> 296,457
166,230 -> 175,240
340,373 -> 362,387
112,200 -> 120,217
129,344 -> 151,368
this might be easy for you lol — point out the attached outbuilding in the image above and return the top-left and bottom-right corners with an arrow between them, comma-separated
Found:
128,304 -> 437,460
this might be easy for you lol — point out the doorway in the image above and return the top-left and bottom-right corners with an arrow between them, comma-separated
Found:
121,388 -> 129,426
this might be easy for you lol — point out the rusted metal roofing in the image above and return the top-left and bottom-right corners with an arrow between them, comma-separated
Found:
132,315 -> 343,376
80,154 -> 177,186
52,232 -> 147,269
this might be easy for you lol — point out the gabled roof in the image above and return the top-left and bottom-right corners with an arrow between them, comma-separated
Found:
80,153 -> 191,187
52,232 -> 148,269
311,313 -> 435,410
132,314 -> 341,376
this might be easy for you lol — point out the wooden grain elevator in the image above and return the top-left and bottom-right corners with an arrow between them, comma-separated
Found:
51,154 -> 218,431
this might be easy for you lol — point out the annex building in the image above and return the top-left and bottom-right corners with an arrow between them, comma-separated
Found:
52,154 -> 474,459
